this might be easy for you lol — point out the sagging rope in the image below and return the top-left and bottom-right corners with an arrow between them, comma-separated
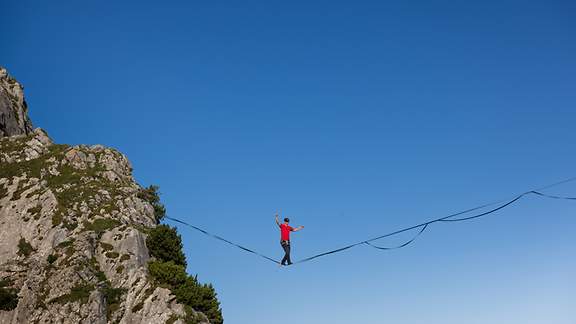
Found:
295,190 -> 575,264
364,223 -> 428,250
166,216 -> 279,264
165,177 -> 576,266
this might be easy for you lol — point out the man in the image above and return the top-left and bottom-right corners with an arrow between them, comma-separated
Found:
275,213 -> 304,266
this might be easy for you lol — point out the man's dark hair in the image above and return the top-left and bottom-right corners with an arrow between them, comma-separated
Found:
284,218 -> 290,223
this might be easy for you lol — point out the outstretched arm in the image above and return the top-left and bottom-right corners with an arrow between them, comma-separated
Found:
292,225 -> 305,232
275,213 -> 280,227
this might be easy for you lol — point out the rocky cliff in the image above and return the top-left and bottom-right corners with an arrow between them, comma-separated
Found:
0,68 -> 33,138
0,67 -> 219,324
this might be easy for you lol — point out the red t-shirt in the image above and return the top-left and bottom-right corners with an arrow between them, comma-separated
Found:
280,223 -> 294,241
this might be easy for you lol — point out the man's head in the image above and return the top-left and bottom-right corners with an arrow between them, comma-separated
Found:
284,217 -> 290,223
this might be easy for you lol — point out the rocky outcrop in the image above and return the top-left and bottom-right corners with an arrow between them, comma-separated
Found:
0,67 -> 33,138
0,68 -> 213,323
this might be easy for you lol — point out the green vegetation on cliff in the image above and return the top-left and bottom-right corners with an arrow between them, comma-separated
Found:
0,278 -> 19,311
1,136 -> 127,231
17,238 -> 34,257
147,225 -> 223,324
147,224 -> 186,267
138,185 -> 166,223
50,284 -> 94,305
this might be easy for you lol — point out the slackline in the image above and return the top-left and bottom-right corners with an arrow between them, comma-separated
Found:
165,177 -> 576,266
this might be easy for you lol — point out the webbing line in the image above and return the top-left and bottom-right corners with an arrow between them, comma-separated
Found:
438,191 -> 576,222
530,191 -> 576,200
295,195 -> 527,264
295,189 -> 576,264
164,177 -> 576,266
364,224 -> 429,250
438,195 -> 525,222
165,216 -> 280,264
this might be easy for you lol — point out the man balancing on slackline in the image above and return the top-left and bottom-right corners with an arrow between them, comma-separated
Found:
275,213 -> 304,266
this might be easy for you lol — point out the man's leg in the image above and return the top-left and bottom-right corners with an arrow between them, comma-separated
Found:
281,241 -> 291,265
284,242 -> 292,265
281,241 -> 288,265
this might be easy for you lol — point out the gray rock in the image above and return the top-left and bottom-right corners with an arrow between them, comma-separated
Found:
0,67 -> 33,138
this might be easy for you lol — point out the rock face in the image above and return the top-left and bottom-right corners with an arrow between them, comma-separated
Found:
0,68 -> 212,323
0,67 -> 33,138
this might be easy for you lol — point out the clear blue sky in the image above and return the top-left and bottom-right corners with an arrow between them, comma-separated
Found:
4,1 -> 576,323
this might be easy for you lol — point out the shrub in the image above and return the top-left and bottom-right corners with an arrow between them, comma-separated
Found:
105,252 -> 119,259
83,218 -> 121,238
27,205 -> 42,216
148,261 -> 222,324
100,242 -> 114,251
0,288 -> 19,311
148,261 -> 187,286
143,193 -> 221,323
63,220 -> 78,231
132,302 -> 144,313
57,239 -> 75,249
0,279 -> 12,287
50,284 -> 94,305
0,278 -> 18,311
47,254 -> 58,264
17,238 -> 33,257
102,285 -> 126,320
89,257 -> 107,282
146,225 -> 186,267
95,271 -> 106,282
52,211 -> 63,227
137,185 -> 166,223
183,306 -> 204,324
173,279 -> 223,324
